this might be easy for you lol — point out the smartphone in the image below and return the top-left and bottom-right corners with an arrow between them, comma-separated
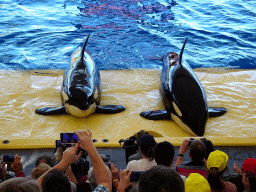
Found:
2,155 -> 14,163
130,171 -> 144,181
55,140 -> 74,148
60,132 -> 79,143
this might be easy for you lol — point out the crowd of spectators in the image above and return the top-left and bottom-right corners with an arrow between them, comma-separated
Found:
0,129 -> 255,192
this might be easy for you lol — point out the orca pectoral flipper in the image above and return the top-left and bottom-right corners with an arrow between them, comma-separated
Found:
140,110 -> 172,120
35,106 -> 66,115
95,105 -> 126,114
208,107 -> 228,117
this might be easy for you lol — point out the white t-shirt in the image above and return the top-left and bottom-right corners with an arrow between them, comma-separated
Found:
126,158 -> 157,171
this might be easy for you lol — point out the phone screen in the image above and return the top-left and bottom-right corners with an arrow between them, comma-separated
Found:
60,133 -> 79,143
2,155 -> 14,163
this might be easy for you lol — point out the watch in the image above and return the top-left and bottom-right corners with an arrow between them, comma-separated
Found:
178,154 -> 184,157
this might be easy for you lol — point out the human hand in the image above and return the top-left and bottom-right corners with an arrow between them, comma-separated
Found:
117,169 -> 133,192
11,154 -> 23,174
179,139 -> 190,154
60,143 -> 82,167
233,163 -> 243,175
110,163 -> 119,180
0,159 -> 6,180
74,129 -> 94,152
242,173 -> 250,192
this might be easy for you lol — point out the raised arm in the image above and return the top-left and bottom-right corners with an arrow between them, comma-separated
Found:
37,143 -> 82,186
174,139 -> 189,169
75,129 -> 112,192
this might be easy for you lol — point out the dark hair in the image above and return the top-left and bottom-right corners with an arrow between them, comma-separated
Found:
207,167 -> 226,191
138,165 -> 184,192
155,141 -> 175,167
135,130 -> 149,140
42,169 -> 71,192
35,155 -> 54,167
0,177 -> 40,192
140,145 -> 155,161
189,140 -> 206,162
200,138 -> 214,160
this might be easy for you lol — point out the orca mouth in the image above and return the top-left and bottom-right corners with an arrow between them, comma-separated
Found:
65,99 -> 90,111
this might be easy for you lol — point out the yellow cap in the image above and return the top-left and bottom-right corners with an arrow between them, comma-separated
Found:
185,173 -> 211,192
207,150 -> 228,172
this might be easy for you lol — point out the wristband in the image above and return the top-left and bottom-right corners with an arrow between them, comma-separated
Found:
178,154 -> 184,157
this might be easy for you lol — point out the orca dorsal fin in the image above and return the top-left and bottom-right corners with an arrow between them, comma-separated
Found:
80,33 -> 90,60
178,38 -> 188,68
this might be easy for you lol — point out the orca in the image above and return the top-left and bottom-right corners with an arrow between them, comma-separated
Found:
140,38 -> 227,136
36,33 -> 126,117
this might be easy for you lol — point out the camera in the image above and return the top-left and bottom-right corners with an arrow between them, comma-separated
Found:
130,171 -> 144,181
188,138 -> 195,146
104,162 -> 111,169
60,132 -> 79,143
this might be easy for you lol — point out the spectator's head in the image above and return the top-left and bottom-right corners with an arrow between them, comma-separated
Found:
53,147 -> 64,162
185,173 -> 210,192
207,150 -> 228,173
241,158 -> 256,177
138,135 -> 157,161
189,140 -> 206,162
135,130 -> 149,140
35,155 -> 54,167
100,154 -> 110,163
31,163 -> 51,179
41,169 -> 71,192
88,166 -> 112,190
138,165 -> 184,192
155,141 -> 175,167
200,138 -> 214,160
207,150 -> 228,191
0,177 -> 40,192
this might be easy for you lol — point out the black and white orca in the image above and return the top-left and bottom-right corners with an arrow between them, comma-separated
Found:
140,38 -> 227,136
36,33 -> 126,117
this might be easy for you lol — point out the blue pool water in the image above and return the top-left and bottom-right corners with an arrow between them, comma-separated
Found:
0,0 -> 255,70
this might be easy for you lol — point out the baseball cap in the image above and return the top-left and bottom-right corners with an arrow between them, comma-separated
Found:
207,150 -> 228,172
185,173 -> 211,192
241,158 -> 256,176
138,134 -> 156,147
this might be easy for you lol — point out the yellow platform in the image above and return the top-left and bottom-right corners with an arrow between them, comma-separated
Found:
0,69 -> 255,149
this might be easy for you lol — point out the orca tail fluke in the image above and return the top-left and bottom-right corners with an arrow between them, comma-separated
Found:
178,38 -> 188,68
80,33 -> 90,60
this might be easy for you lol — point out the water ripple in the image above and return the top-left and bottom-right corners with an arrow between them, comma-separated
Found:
0,0 -> 255,70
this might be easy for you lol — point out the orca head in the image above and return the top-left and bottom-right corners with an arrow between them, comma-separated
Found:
64,86 -> 96,117
67,86 -> 95,110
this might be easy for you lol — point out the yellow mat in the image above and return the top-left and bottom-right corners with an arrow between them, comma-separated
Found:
0,69 -> 255,149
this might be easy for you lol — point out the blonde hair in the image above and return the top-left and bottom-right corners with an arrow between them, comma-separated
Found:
0,177 -> 40,192
53,147 -> 64,162
31,163 -> 51,179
